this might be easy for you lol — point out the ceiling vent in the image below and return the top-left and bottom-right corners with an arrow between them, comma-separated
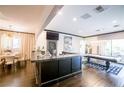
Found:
80,13 -> 92,19
94,5 -> 106,13
96,29 -> 100,31
113,24 -> 119,28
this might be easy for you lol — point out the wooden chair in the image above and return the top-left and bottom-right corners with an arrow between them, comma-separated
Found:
13,54 -> 21,68
0,58 -> 4,76
5,57 -> 15,70
0,58 -> 6,70
16,54 -> 28,68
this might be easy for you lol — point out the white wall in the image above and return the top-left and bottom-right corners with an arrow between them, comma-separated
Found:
36,31 -> 85,55
36,31 -> 47,51
57,33 -> 84,55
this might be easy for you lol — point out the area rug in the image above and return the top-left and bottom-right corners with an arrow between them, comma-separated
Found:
87,62 -> 123,75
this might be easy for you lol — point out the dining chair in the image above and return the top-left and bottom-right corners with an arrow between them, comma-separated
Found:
0,58 -> 6,70
14,53 -> 21,67
5,57 -> 15,70
16,54 -> 28,68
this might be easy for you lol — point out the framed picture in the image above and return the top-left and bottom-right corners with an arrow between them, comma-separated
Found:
64,36 -> 72,51
47,40 -> 57,55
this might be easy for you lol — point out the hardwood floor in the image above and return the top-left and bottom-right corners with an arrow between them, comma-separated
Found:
0,61 -> 124,87
0,61 -> 36,87
49,66 -> 123,87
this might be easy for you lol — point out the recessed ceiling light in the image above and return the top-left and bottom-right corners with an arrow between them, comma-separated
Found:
112,20 -> 117,24
58,11 -> 62,15
73,17 -> 77,21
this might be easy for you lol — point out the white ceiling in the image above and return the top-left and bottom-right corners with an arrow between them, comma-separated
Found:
46,5 -> 124,37
0,5 -> 54,34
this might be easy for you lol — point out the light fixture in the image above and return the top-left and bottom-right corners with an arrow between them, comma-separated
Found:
112,20 -> 117,24
9,24 -> 12,29
73,17 -> 77,21
8,24 -> 25,31
58,11 -> 62,15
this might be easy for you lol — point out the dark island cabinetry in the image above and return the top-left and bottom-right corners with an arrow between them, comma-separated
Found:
32,55 -> 82,86
41,59 -> 58,82
59,58 -> 72,77
72,56 -> 82,73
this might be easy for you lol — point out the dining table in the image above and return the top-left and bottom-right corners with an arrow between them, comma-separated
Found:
0,54 -> 20,65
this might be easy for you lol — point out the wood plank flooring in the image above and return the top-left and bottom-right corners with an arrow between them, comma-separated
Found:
0,61 -> 36,87
0,61 -> 124,87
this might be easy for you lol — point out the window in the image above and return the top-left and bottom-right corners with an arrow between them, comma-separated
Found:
99,40 -> 112,56
85,38 -> 124,64
111,39 -> 124,62
1,34 -> 21,53
1,34 -> 12,50
12,36 -> 21,53
13,37 -> 21,49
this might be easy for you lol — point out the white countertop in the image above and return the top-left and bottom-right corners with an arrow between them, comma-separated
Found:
31,54 -> 81,62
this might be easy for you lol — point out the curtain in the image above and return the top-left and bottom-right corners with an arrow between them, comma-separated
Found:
0,30 -> 35,59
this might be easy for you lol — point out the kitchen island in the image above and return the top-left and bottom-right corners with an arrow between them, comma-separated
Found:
31,54 -> 82,86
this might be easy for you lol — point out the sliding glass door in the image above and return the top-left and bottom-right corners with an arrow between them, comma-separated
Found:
98,40 -> 112,56
112,39 -> 124,63
85,38 -> 124,64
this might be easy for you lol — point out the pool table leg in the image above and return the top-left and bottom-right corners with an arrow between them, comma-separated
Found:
87,57 -> 90,63
105,61 -> 110,71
